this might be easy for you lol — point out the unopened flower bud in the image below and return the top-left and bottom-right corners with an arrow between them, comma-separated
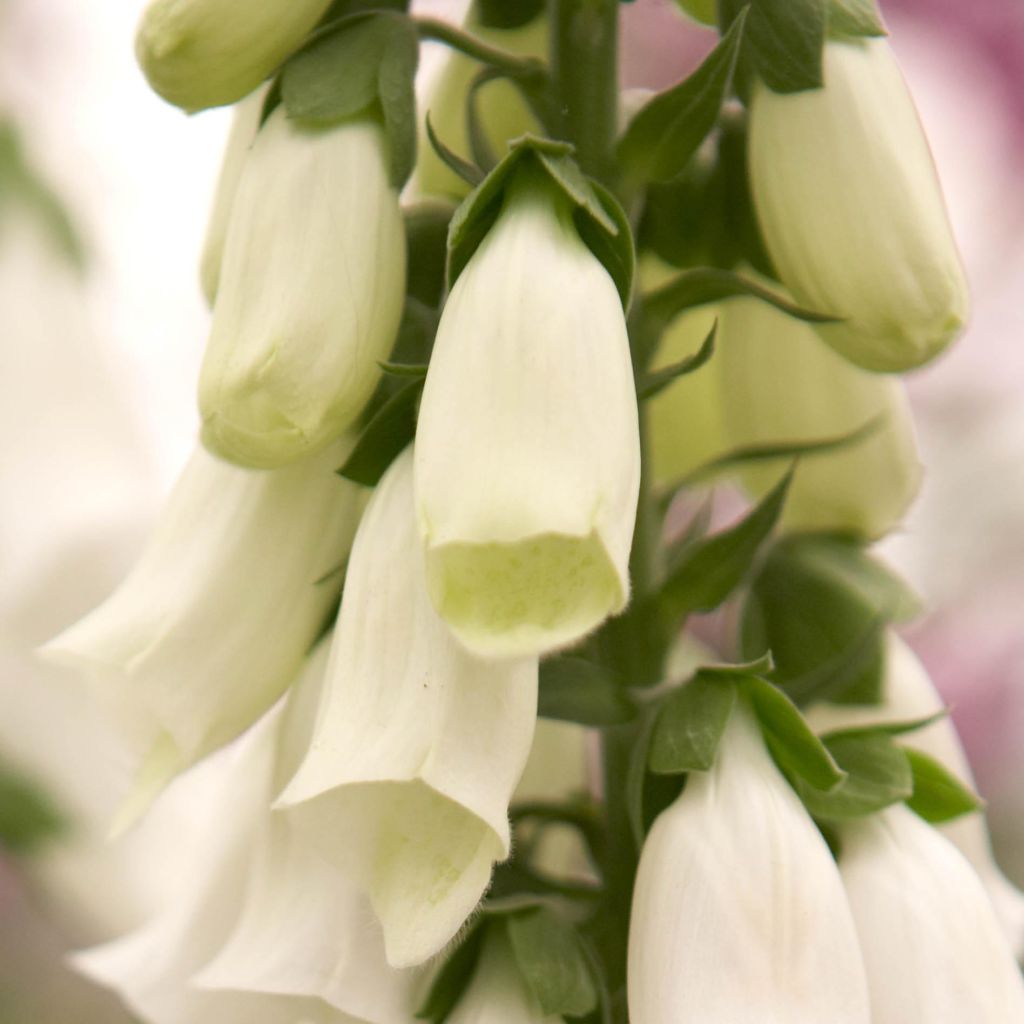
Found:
748,38 -> 969,373
628,702 -> 870,1024
135,0 -> 332,112
717,294 -> 921,539
415,171 -> 640,658
199,108 -> 405,469
839,805 -> 1024,1022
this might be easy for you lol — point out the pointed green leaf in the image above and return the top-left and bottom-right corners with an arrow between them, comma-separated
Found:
745,676 -> 846,791
796,731 -> 912,819
538,656 -> 635,726
828,0 -> 886,38
649,674 -> 737,774
337,378 -> 422,486
657,467 -> 792,622
748,0 -> 828,94
904,748 -> 983,824
637,321 -> 716,401
424,112 -> 483,187
617,10 -> 747,183
377,15 -> 419,185
506,908 -> 599,1018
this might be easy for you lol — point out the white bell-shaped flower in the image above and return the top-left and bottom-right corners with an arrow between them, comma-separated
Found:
839,804 -> 1024,1022
135,0 -> 332,112
716,294 -> 921,539
748,38 -> 969,372
199,86 -> 267,307
628,702 -> 870,1024
806,631 -> 1024,956
199,107 -> 405,469
414,169 -> 640,658
279,448 -> 538,968
43,440 -> 362,808
447,928 -> 561,1024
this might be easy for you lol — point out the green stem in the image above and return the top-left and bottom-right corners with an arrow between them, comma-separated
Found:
415,16 -> 548,82
549,0 -> 619,180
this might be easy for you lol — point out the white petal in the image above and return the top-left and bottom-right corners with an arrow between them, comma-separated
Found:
135,0 -> 333,112
43,440 -> 362,801
749,38 -> 968,372
197,641 -> 424,1023
716,294 -> 921,539
280,449 -> 538,967
447,928 -> 560,1024
806,632 -> 1024,956
415,173 -> 640,657
839,804 -> 1024,1022
200,109 -> 405,468
199,85 -> 268,306
628,703 -> 870,1024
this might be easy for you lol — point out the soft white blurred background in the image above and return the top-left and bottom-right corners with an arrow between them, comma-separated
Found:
0,0 -> 1021,1019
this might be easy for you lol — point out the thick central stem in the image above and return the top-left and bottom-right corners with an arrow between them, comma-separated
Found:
549,0 -> 619,181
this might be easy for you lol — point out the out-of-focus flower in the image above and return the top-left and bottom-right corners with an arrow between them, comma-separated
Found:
42,440 -> 363,815
806,632 -> 1024,956
447,928 -> 561,1024
135,0 -> 332,113
415,169 -> 639,658
628,702 -> 870,1024
839,804 -> 1024,1022
716,294 -> 921,539
280,449 -> 538,968
198,86 -> 266,308
199,108 -> 405,469
748,38 -> 969,373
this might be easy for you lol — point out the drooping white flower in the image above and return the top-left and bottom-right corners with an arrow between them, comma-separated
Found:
199,86 -> 267,307
279,448 -> 539,968
806,631 -> 1024,956
414,169 -> 640,658
199,107 -> 405,469
748,38 -> 969,373
628,702 -> 870,1024
135,0 -> 332,112
43,440 -> 362,811
839,804 -> 1024,1022
447,928 -> 561,1024
716,294 -> 921,539
75,642 -> 417,1024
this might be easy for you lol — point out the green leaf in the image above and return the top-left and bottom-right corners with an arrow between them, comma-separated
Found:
446,135 -> 633,307
505,908 -> 599,1018
904,748 -> 982,824
678,416 -> 883,486
416,921 -> 487,1023
649,673 -> 737,774
797,731 -> 912,819
626,708 -> 659,849
741,534 -> 921,706
424,113 -> 483,187
0,763 -> 66,855
747,0 -> 828,94
281,12 -> 419,186
637,321 -> 716,401
617,10 -> 747,183
337,378 -> 422,486
538,656 -> 635,727
644,266 -> 839,332
657,467 -> 792,622
828,0 -> 886,38
745,676 -> 846,791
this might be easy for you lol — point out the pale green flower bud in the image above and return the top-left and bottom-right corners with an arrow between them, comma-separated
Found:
749,38 -> 969,372
839,805 -> 1024,1022
414,173 -> 640,658
628,703 -> 870,1024
135,0 -> 332,112
199,108 -> 405,469
717,294 -> 922,539
199,86 -> 267,307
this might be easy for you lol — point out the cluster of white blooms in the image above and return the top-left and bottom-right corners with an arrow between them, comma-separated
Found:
38,1 -> 1024,1023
